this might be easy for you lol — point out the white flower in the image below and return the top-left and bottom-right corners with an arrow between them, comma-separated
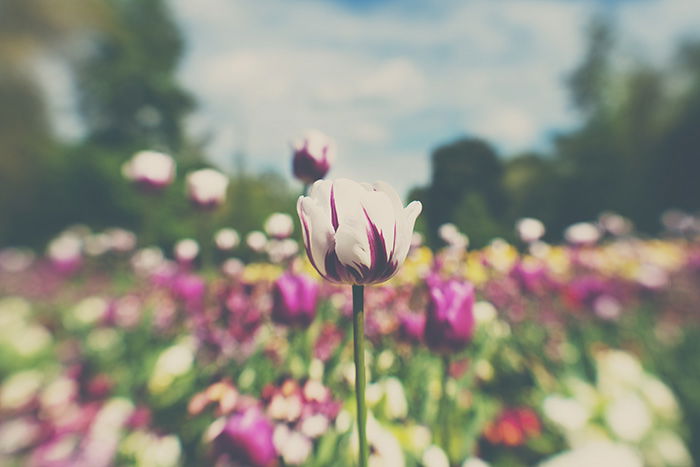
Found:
605,394 -> 652,442
596,350 -> 644,395
650,430 -> 692,467
186,168 -> 229,207
0,417 -> 39,454
0,371 -> 43,410
640,376 -> 679,420
122,150 -> 175,188
297,179 -> 421,285
543,395 -> 590,432
266,238 -> 299,263
215,228 -> 240,250
137,434 -> 182,467
351,414 -> 405,467
264,213 -> 295,239
131,247 -> 165,274
174,238 -> 199,263
422,445 -> 450,467
0,248 -> 34,272
104,228 -> 137,252
70,296 -> 109,327
47,233 -> 82,262
383,378 -> 408,420
474,301 -> 497,324
538,441 -> 642,467
273,425 -> 313,465
221,258 -> 245,277
300,414 -> 329,439
246,231 -> 268,252
462,458 -> 491,467
516,217 -> 545,243
564,222 -> 600,245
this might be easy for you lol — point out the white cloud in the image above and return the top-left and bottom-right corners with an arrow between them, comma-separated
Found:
168,0 -> 699,194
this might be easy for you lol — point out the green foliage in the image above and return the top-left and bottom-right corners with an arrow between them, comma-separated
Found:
412,19 -> 700,245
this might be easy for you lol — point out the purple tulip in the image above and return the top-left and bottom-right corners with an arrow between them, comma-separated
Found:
292,130 -> 334,185
398,311 -> 426,344
216,407 -> 277,467
272,272 -> 319,328
297,179 -> 422,285
424,277 -> 475,354
171,273 -> 206,305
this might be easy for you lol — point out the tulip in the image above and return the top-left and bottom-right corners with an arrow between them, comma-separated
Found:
516,217 -> 545,244
264,212 -> 295,239
246,231 -> 268,253
291,129 -> 335,185
564,222 -> 600,246
398,311 -> 426,344
47,233 -> 83,275
122,150 -> 176,190
297,179 -> 422,286
215,228 -> 240,251
216,407 -> 277,467
186,168 -> 229,208
424,277 -> 476,354
271,272 -> 319,328
171,273 -> 206,306
174,238 -> 199,265
297,178 -> 421,467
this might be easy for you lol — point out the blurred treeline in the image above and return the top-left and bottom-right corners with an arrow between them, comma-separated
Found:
0,0 -> 298,250
1,2 -> 699,249
413,18 -> 700,247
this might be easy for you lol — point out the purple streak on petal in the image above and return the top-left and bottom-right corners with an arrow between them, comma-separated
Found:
330,185 -> 339,231
361,208 -> 395,283
300,214 -> 319,273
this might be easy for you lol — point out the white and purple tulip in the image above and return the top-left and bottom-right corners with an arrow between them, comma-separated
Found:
264,212 -> 294,239
516,217 -> 545,244
297,179 -> 422,285
186,168 -> 229,209
292,130 -> 335,185
122,150 -> 176,190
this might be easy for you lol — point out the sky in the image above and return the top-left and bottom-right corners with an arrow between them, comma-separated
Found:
44,0 -> 700,197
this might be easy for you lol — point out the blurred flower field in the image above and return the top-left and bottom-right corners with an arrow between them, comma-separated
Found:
1,215 -> 699,466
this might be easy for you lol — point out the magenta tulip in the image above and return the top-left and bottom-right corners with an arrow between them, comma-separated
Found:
272,272 -> 319,328
216,407 -> 277,467
424,277 -> 475,354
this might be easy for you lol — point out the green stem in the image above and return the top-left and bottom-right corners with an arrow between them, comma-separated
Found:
352,285 -> 368,467
440,354 -> 451,459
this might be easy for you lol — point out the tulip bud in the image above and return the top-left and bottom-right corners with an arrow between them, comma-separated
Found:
297,179 -> 422,285
424,277 -> 475,354
246,231 -> 268,253
216,407 -> 277,467
174,238 -> 199,264
186,168 -> 229,208
516,217 -> 545,244
122,150 -> 175,190
564,222 -> 600,246
271,272 -> 319,328
264,213 -> 294,239
47,233 -> 83,274
291,129 -> 335,184
215,228 -> 240,251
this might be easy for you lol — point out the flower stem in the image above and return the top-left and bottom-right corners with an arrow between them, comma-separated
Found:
440,354 -> 451,459
352,285 -> 368,467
